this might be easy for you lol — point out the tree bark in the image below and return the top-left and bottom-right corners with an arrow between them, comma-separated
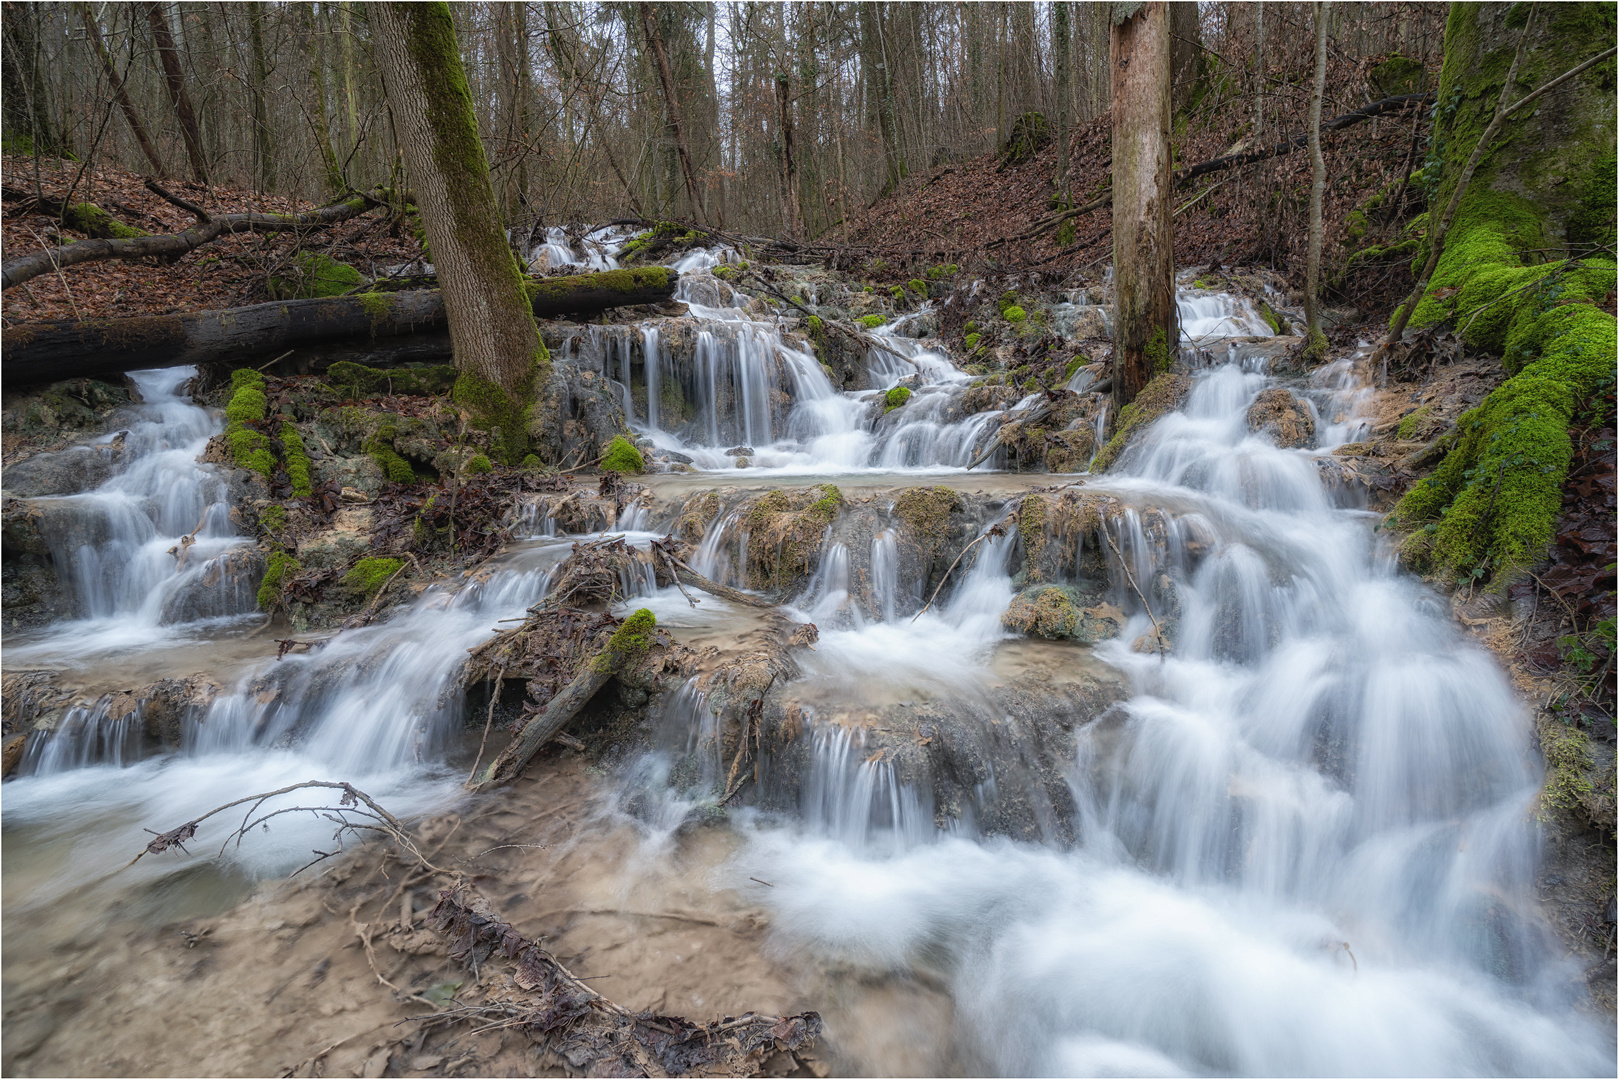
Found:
1054,1 -> 1072,203
81,7 -> 166,176
301,2 -> 345,194
247,2 -> 275,192
1110,1 -> 1176,413
372,1 -> 545,408
638,5 -> 708,224
144,2 -> 209,183
1169,2 -> 1201,113
1304,2 -> 1329,358
0,268 -> 679,384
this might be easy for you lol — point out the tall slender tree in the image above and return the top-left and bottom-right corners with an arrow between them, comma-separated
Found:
144,1 -> 208,182
1304,1 -> 1330,362
1053,1 -> 1072,204
81,5 -> 165,175
1110,0 -> 1176,412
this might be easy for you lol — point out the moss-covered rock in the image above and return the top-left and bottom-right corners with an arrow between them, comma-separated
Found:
884,386 -> 912,412
341,556 -> 404,598
601,435 -> 645,473
256,550 -> 300,610
1092,372 -> 1192,472
743,485 -> 843,591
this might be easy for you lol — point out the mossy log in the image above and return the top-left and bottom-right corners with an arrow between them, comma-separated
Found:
468,609 -> 657,792
1,268 -> 679,385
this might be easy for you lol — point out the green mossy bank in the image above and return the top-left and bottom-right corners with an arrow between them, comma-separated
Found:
1392,3 -> 1618,586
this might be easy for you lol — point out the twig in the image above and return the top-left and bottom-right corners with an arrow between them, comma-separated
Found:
912,513 -> 1013,622
1102,522 -> 1167,659
254,348 -> 295,372
467,668 -> 506,784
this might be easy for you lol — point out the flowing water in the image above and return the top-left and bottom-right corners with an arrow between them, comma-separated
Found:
3,244 -> 1612,1076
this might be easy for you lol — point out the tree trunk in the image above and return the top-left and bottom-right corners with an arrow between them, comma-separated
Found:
1,268 -> 679,384
1304,2 -> 1329,360
1053,1 -> 1072,203
638,5 -> 708,224
1110,1 -> 1177,413
81,7 -> 166,176
144,2 -> 209,183
247,2 -> 275,192
372,0 -> 545,435
2,4 -> 61,157
775,63 -> 802,239
1169,2 -> 1201,113
302,2 -> 345,195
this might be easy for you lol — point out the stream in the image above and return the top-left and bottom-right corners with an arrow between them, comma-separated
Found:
2,237 -> 1612,1076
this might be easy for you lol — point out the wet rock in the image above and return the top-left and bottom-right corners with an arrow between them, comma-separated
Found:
1245,387 -> 1316,448
1,377 -> 132,442
529,363 -> 629,467
2,438 -> 125,496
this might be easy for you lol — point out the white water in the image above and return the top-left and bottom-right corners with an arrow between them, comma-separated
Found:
7,368 -> 259,663
679,354 -> 1612,1075
5,258 -> 1608,1074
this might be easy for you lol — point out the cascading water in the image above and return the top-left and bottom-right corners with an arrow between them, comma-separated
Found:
9,368 -> 260,661
700,353 -> 1613,1075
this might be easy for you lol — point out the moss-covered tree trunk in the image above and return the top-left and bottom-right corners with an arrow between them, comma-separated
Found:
1393,2 -> 1617,585
372,1 -> 545,459
1110,1 -> 1177,413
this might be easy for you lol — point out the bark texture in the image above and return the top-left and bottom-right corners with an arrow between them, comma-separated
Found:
372,1 -> 544,404
144,2 -> 208,183
1304,2 -> 1329,356
1110,1 -> 1177,412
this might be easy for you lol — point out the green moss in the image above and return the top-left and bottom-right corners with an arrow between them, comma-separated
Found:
521,454 -> 543,468
327,360 -> 458,398
889,285 -> 905,301
1003,305 -> 1028,324
228,425 -> 276,478
964,332 -> 981,350
601,435 -> 645,473
964,321 -> 978,334
225,386 -> 267,424
63,203 -> 146,240
926,263 -> 959,280
1396,405 -> 1435,440
280,423 -> 313,496
452,369 -> 533,463
1092,372 -> 1192,472
256,550 -> 300,610
884,386 -> 912,412
857,314 -> 885,329
259,503 -> 288,534
231,368 -> 266,392
998,290 -> 1019,315
1144,326 -> 1172,373
523,266 -> 675,308
1369,54 -> 1425,97
1055,219 -> 1077,247
1301,328 -> 1328,366
907,277 -> 928,296
1257,300 -> 1291,335
1063,354 -> 1087,381
1000,585 -> 1082,640
1540,719 -> 1597,814
269,251 -> 365,299
596,608 -> 657,672
1001,111 -> 1050,165
465,453 -> 492,475
363,426 -> 416,485
356,291 -> 395,327
342,556 -> 404,598
892,486 -> 963,550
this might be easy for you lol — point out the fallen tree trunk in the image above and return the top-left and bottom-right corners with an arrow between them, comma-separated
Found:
0,192 -> 377,290
468,609 -> 657,793
1,267 -> 679,384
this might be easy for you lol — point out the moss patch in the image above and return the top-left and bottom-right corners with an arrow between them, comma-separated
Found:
596,607 -> 657,672
1003,305 -> 1028,324
63,202 -> 147,240
883,386 -> 912,412
269,251 -> 365,299
256,550 -> 300,610
857,314 -> 885,329
342,556 -> 404,598
1092,372 -> 1192,472
465,453 -> 492,475
601,435 -> 645,473
743,485 -> 843,590
280,423 -> 313,496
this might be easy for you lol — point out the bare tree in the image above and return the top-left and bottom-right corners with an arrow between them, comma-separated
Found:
80,5 -> 165,176
1304,1 -> 1329,362
1110,1 -> 1176,411
144,1 -> 208,182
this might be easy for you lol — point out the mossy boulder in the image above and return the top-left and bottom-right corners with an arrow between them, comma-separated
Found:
884,386 -> 912,412
743,485 -> 843,591
601,435 -> 645,473
1001,585 -> 1121,644
342,556 -> 404,599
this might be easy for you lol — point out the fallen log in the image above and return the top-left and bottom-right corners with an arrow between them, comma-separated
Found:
468,608 -> 658,792
1,267 -> 679,384
0,192 -> 378,290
